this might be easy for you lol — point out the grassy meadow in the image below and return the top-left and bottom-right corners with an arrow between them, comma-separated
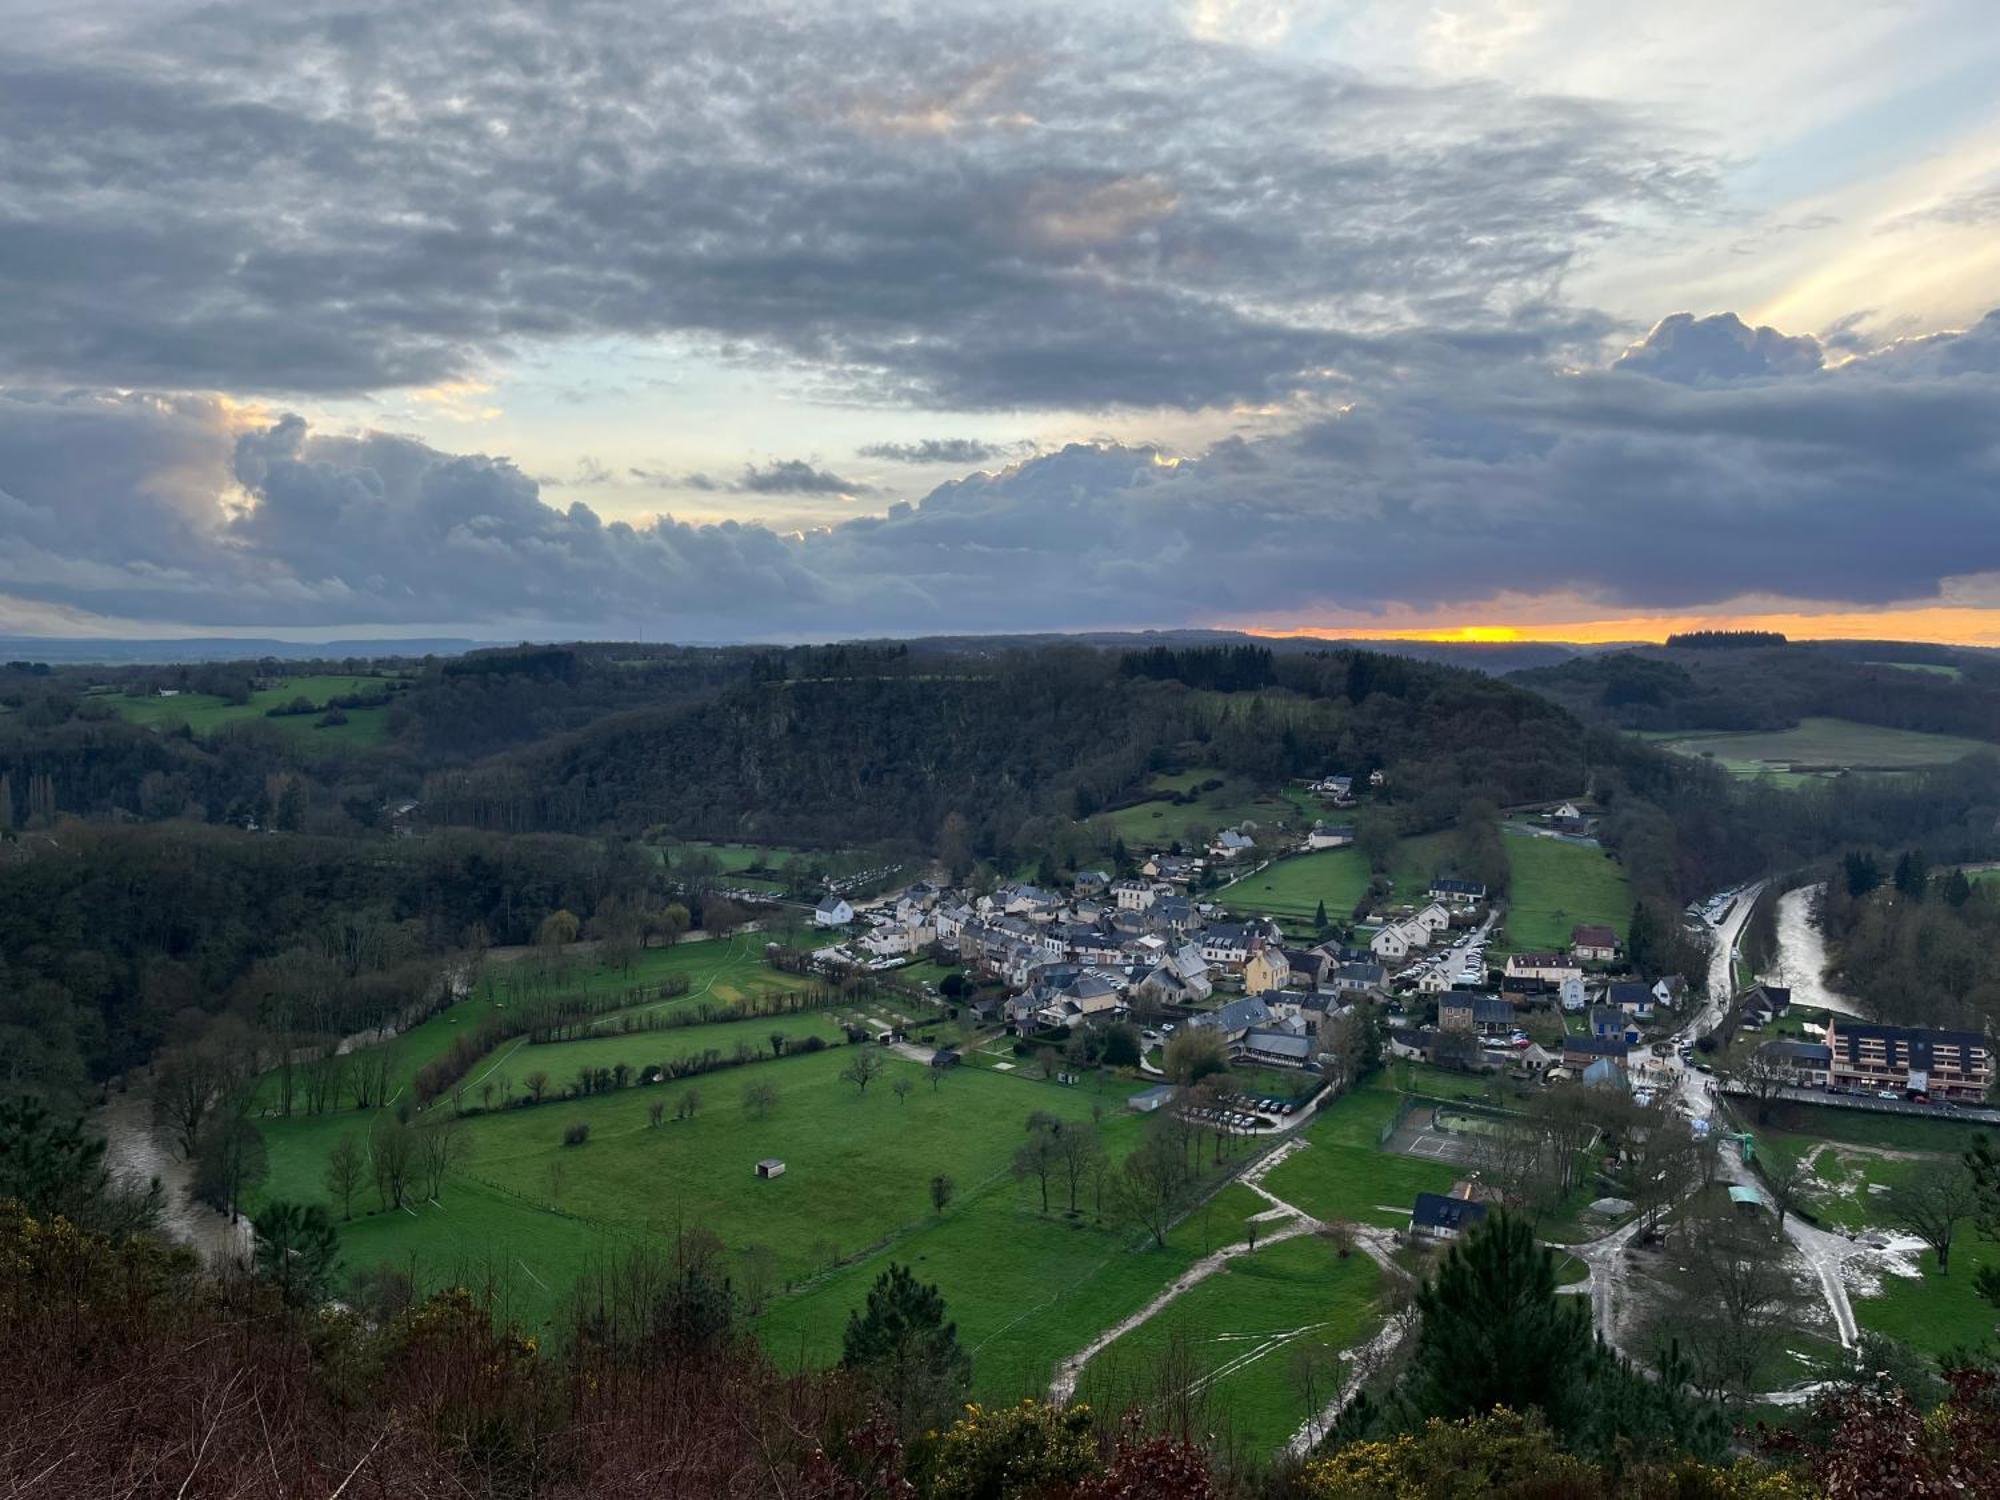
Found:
1498,831 -> 1631,953
1075,1231 -> 1386,1456
110,673 -> 406,747
1652,716 -> 1992,777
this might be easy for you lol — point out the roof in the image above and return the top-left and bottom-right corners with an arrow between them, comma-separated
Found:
1431,879 -> 1487,897
1589,1006 -> 1631,1029
1443,994 -> 1513,1024
1508,952 -> 1568,968
1241,1029 -> 1313,1060
814,896 -> 848,915
1411,1191 -> 1489,1232
1190,995 -> 1272,1034
1606,981 -> 1653,1006
1572,924 -> 1619,947
1727,1185 -> 1769,1209
1827,1020 -> 1991,1069
1565,1035 -> 1630,1059
1761,1040 -> 1832,1065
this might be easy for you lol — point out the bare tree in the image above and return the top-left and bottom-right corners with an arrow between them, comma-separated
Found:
324,1132 -> 364,1220
416,1118 -> 465,1201
1114,1121 -> 1194,1247
1885,1158 -> 1980,1275
743,1081 -> 778,1119
1728,1049 -> 1794,1126
929,1174 -> 956,1215
1013,1119 -> 1061,1213
891,1076 -> 913,1105
372,1116 -> 418,1212
1054,1120 -> 1105,1214
1762,1150 -> 1815,1230
1663,1204 -> 1810,1403
840,1049 -> 884,1095
524,1070 -> 550,1105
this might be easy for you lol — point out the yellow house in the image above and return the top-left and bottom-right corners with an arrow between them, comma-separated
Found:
1243,941 -> 1291,995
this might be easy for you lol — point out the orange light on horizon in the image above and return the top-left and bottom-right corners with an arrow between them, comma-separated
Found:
1237,605 -> 2000,649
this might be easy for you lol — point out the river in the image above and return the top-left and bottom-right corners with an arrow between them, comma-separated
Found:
1758,884 -> 1865,1018
95,1085 -> 253,1268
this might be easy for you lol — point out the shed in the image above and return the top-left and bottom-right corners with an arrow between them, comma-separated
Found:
755,1158 -> 787,1179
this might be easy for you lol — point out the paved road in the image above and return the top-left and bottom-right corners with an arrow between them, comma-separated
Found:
1570,881 -> 1864,1357
1716,1079 -> 2000,1126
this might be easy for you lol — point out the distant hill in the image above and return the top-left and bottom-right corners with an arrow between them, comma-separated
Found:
0,635 -> 489,664
1510,639 -> 2000,742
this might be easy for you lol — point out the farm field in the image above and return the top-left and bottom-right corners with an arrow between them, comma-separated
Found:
1498,831 -> 1630,953
1219,831 -> 1455,931
1651,716 -> 1991,777
1104,767 -> 1311,850
108,673 -> 406,746
1075,1231 -> 1385,1456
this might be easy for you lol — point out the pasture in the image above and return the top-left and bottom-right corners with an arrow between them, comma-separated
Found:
1219,831 -> 1455,931
1651,716 -> 1991,778
1104,767 -> 1311,850
1498,831 -> 1630,953
110,673 -> 406,747
1075,1231 -> 1385,1456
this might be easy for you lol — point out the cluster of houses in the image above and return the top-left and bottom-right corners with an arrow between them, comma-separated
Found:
810,860 -> 1401,1073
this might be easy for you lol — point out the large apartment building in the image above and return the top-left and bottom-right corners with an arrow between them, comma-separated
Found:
1823,1018 -> 1994,1101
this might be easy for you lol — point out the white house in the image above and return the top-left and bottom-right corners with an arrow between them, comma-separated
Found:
1505,952 -> 1581,983
1558,974 -> 1589,1012
1306,823 -> 1355,851
813,896 -> 854,928
860,923 -> 920,958
1413,902 -> 1452,936
1370,925 -> 1412,961
1112,878 -> 1161,912
1208,828 -> 1256,861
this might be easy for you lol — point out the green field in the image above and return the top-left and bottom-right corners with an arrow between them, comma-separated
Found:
1866,661 -> 1963,680
110,674 -> 405,746
1652,716 -> 1992,777
1076,1231 -> 1385,1455
1261,1079 -> 1461,1228
1498,832 -> 1630,954
1219,832 -> 1454,930
1104,768 -> 1311,850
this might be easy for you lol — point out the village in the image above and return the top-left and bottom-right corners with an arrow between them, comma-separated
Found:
805,786 -> 1997,1179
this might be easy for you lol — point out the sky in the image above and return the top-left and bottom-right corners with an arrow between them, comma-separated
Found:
3,0 -> 2000,644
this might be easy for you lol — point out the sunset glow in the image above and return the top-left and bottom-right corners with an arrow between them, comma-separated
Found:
1243,607 -> 2000,648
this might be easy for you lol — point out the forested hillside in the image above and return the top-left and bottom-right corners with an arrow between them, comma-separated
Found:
1514,639 -> 2000,738
7,638 -> 2000,1110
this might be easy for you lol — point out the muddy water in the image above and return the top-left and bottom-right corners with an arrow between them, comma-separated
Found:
1760,884 -> 1865,1018
95,1085 -> 252,1268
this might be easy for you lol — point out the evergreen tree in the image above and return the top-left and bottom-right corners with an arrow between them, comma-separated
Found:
1893,849 -> 1928,899
1314,897 -> 1328,931
251,1200 -> 340,1307
1844,850 -> 1881,898
1405,1211 -> 1593,1438
1944,868 -> 1974,908
840,1262 -> 971,1438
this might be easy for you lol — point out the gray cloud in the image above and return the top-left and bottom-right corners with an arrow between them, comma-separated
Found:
739,460 -> 870,496
2,312 -> 1998,635
0,0 -> 1705,410
1613,312 -> 1824,385
858,438 -> 1014,465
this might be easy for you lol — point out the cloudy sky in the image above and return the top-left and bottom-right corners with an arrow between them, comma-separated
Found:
5,0 -> 2000,644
